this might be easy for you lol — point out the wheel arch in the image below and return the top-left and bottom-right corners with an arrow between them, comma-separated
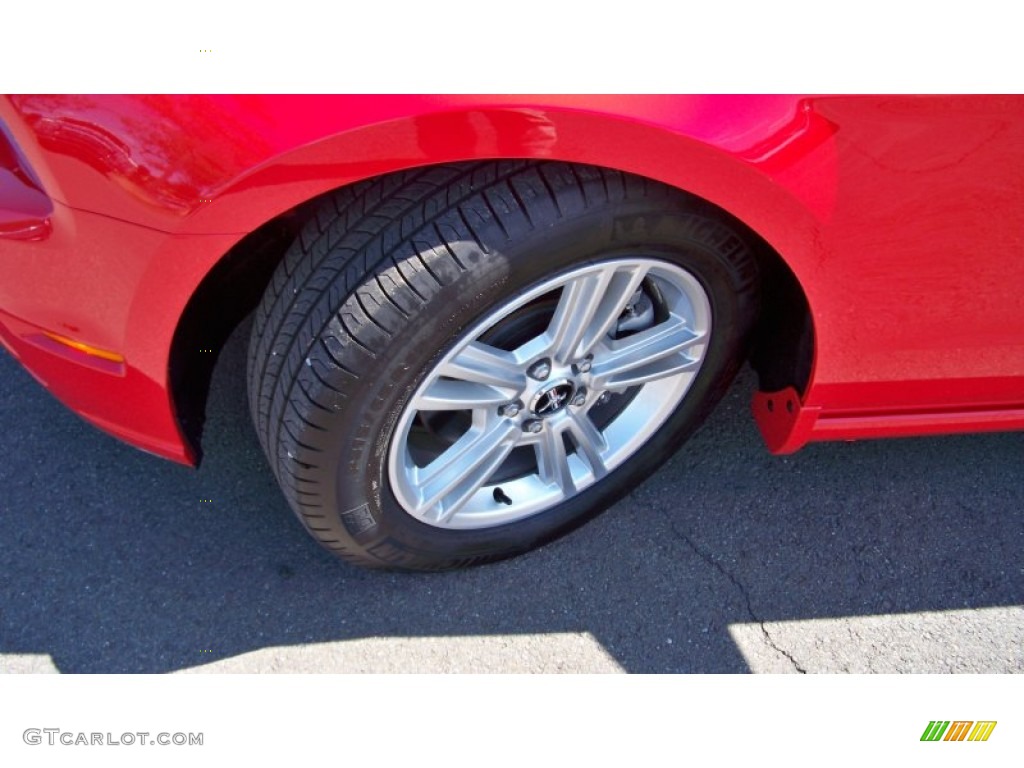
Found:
166,105 -> 826,461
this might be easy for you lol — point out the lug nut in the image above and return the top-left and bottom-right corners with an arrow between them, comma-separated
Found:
499,400 -> 522,418
523,419 -> 544,434
527,358 -> 552,381
574,355 -> 593,374
570,388 -> 587,407
596,392 -> 611,406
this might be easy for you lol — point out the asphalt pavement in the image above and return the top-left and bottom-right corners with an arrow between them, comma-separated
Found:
1,318 -> 1021,673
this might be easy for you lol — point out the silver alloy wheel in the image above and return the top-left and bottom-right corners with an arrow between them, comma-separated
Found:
387,258 -> 712,530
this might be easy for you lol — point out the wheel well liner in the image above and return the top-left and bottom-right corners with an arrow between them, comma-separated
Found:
168,203 -> 315,462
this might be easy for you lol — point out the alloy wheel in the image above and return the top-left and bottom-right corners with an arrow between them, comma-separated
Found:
387,257 -> 713,529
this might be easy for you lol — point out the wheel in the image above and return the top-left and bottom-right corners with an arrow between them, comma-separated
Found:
248,161 -> 758,570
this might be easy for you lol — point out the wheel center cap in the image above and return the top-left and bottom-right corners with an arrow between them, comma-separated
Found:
530,380 -> 575,417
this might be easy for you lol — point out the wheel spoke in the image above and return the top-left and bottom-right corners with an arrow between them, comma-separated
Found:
439,341 -> 526,391
565,411 -> 608,479
547,264 -> 648,364
413,379 -> 511,411
535,426 -> 575,496
591,316 -> 706,389
412,418 -> 519,522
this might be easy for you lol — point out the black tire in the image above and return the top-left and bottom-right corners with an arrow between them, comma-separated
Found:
247,161 -> 758,570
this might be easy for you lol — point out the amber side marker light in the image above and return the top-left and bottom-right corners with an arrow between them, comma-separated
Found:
42,331 -> 125,363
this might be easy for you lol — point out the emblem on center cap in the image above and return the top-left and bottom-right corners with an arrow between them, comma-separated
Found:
531,380 -> 575,417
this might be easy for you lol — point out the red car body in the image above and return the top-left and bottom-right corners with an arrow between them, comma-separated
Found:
1,94 -> 1023,464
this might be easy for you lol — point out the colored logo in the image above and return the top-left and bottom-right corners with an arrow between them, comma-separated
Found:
921,721 -> 997,742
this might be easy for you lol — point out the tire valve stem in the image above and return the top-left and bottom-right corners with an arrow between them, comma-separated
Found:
493,487 -> 513,506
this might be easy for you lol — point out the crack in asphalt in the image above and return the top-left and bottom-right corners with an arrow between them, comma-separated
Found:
669,523 -> 808,674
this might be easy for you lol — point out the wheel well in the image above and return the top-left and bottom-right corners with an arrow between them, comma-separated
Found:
168,161 -> 814,463
744,231 -> 815,395
169,200 -> 318,462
